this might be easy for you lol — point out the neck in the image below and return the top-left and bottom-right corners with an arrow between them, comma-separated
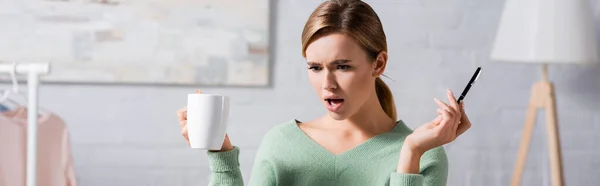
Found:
324,90 -> 396,135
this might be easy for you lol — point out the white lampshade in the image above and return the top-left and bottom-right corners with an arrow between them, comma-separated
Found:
491,0 -> 599,64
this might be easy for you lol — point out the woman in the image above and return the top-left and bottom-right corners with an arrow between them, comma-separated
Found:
177,0 -> 471,185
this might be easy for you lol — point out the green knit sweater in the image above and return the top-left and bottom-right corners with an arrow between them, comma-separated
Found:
206,119 -> 448,186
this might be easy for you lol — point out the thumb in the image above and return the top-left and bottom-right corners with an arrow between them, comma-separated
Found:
196,89 -> 202,94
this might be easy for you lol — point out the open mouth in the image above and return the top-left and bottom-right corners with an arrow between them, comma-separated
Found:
325,98 -> 344,106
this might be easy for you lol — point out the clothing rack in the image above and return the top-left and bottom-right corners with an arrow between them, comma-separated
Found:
0,62 -> 50,186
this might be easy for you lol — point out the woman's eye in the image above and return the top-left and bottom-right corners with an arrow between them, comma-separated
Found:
337,65 -> 350,70
308,66 -> 322,71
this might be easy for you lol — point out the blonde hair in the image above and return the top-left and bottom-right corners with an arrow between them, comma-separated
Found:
301,0 -> 397,121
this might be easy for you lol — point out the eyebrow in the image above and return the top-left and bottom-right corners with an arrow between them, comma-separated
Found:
307,59 -> 352,66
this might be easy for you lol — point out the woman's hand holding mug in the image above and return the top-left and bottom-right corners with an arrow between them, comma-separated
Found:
177,90 -> 234,152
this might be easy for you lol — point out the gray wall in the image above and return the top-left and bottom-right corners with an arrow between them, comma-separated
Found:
27,0 -> 600,185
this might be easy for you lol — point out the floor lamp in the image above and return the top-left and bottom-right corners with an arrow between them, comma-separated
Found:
490,0 -> 599,186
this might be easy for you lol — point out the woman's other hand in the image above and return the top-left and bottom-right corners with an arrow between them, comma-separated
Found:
404,89 -> 472,155
397,89 -> 471,173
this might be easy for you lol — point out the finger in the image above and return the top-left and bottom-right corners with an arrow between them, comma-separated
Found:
434,98 -> 452,113
438,109 -> 455,138
181,127 -> 190,145
446,89 -> 460,115
451,98 -> 462,132
181,125 -> 187,137
432,114 -> 443,125
457,102 -> 472,136
437,108 -> 452,128
456,120 -> 471,136
454,119 -> 461,132
196,89 -> 202,94
428,114 -> 443,128
177,107 -> 187,121
459,102 -> 469,123
443,91 -> 461,126
441,93 -> 461,130
459,101 -> 468,120
435,98 -> 456,124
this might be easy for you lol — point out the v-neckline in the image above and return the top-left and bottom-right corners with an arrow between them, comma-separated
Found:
290,119 -> 402,158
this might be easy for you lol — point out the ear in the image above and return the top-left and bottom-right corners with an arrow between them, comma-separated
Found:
372,51 -> 388,77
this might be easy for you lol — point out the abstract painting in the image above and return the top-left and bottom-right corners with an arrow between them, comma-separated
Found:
0,0 -> 271,86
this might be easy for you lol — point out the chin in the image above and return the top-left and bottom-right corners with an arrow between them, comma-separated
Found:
327,111 -> 351,121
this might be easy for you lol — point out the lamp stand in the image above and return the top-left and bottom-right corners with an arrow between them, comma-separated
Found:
511,64 -> 564,186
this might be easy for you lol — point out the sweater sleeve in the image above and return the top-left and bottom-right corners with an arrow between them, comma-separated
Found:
206,126 -> 280,186
247,127 -> 280,186
389,146 -> 449,186
206,146 -> 244,186
247,157 -> 277,186
206,147 -> 278,186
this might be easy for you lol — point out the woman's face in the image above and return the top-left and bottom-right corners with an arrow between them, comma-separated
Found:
305,33 -> 385,120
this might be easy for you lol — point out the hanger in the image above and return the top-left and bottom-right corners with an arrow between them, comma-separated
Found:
0,62 -> 26,109
0,62 -> 48,116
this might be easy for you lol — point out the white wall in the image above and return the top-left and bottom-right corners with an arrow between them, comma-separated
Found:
21,0 -> 600,185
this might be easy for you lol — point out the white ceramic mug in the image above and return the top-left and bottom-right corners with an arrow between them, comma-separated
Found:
186,94 -> 230,150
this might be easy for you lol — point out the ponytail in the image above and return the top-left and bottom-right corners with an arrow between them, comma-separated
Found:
375,77 -> 397,121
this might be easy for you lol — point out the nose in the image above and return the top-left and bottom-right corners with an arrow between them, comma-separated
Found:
322,71 -> 338,90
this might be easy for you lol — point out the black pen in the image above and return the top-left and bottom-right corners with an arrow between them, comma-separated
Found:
457,66 -> 482,103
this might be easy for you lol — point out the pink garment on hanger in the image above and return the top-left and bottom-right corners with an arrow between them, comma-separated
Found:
0,107 -> 77,186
